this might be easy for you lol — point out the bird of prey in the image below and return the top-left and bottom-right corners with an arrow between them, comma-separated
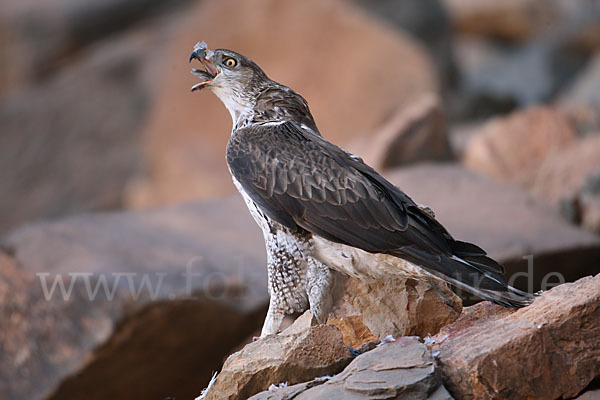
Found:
189,41 -> 533,337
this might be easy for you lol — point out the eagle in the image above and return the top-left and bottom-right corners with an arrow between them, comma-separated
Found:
189,41 -> 533,337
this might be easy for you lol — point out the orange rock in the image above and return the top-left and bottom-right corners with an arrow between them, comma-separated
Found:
326,315 -> 378,349
203,311 -> 352,400
330,275 -> 462,342
462,106 -> 576,185
348,93 -> 452,171
130,0 -> 438,207
529,135 -> 600,204
432,274 -> 600,400
442,0 -> 557,41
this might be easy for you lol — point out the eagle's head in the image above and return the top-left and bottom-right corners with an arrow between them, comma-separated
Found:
189,41 -> 318,132
189,42 -> 269,122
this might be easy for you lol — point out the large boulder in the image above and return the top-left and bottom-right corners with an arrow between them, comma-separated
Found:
0,0 -> 192,93
431,274 -> 600,400
350,0 -> 455,90
560,51 -> 600,110
461,105 -> 600,231
441,0 -> 555,41
566,168 -> 600,234
559,52 -> 600,135
452,36 -> 556,112
528,135 -> 600,204
576,389 -> 600,400
462,106 -> 576,185
450,2 -> 600,117
0,26 -> 167,235
442,0 -> 600,45
0,196 -> 268,400
128,0 -> 439,206
329,276 -> 462,345
348,94 -> 453,171
0,251 -> 108,400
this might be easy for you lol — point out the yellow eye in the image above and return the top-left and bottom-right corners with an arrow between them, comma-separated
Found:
224,57 -> 237,68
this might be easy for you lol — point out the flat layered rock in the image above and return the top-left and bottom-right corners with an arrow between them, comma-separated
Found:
250,336 -> 453,400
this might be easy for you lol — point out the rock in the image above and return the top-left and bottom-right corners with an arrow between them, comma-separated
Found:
565,168 -> 600,233
448,122 -> 482,158
462,106 -> 576,185
201,311 -> 352,400
0,0 -> 192,92
0,196 -> 268,400
431,274 -> 600,400
528,135 -> 600,204
250,336 -> 453,400
442,0 -> 556,41
350,0 -> 455,90
0,249 -> 126,400
575,388 -> 600,400
128,0 -> 438,206
578,178 -> 600,233
453,36 -> 555,113
461,106 -> 600,231
0,27 -> 165,235
446,0 -> 600,119
385,164 -> 600,294
349,94 -> 453,171
578,192 -> 600,232
329,276 -> 462,346
560,52 -> 600,111
555,0 -> 600,54
562,105 -> 600,138
442,0 -> 600,45
559,52 -> 600,135
462,106 -> 600,228
325,315 -> 378,350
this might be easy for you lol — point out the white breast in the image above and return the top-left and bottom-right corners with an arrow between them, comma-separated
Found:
231,175 -> 271,239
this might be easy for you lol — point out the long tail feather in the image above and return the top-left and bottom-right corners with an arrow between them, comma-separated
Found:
394,248 -> 535,308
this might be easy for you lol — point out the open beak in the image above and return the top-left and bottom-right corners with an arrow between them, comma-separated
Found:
189,41 -> 219,92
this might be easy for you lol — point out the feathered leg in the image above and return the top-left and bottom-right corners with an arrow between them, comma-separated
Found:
260,229 -> 310,337
306,258 -> 335,326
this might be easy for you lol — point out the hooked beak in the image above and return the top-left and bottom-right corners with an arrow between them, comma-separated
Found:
189,41 -> 219,92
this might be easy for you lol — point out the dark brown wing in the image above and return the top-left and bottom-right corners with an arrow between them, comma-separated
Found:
227,121 -> 443,252
227,121 -> 532,306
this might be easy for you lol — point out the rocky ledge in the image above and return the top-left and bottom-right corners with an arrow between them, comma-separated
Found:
201,273 -> 600,400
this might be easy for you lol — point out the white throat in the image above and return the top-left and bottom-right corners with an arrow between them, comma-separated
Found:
211,85 -> 254,130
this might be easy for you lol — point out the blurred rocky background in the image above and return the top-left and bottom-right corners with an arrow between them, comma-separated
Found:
0,0 -> 599,399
